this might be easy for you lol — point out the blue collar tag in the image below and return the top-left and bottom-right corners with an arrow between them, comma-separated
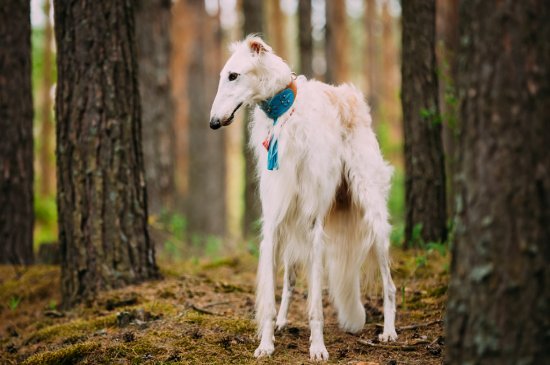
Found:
259,87 -> 296,171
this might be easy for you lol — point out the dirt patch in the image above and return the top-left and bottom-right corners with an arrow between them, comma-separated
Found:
0,249 -> 448,364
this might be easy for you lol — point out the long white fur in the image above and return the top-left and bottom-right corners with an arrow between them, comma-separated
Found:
210,35 -> 397,361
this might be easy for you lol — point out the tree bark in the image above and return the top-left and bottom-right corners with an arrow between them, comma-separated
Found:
39,0 -> 55,197
298,0 -> 313,78
445,1 -> 550,363
325,0 -> 348,84
135,0 -> 176,215
436,0 -> 459,218
0,0 -> 34,265
402,0 -> 447,247
54,0 -> 158,307
242,0 -> 264,238
186,1 -> 226,239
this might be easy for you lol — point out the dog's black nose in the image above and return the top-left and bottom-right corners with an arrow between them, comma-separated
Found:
210,117 -> 222,130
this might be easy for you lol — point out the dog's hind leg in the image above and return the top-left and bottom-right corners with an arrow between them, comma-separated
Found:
344,133 -> 397,341
375,239 -> 397,342
308,219 -> 329,361
276,259 -> 296,331
254,223 -> 277,358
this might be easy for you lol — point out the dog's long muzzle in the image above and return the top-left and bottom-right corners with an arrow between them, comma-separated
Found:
209,102 -> 243,130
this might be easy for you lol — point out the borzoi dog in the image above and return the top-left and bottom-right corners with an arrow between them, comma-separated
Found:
210,36 -> 397,361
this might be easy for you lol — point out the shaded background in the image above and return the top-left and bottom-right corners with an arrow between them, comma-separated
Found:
31,0 -> 434,260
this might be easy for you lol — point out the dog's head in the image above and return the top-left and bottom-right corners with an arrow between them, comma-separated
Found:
209,35 -> 292,130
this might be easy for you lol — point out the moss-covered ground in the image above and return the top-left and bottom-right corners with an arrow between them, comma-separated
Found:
1,248 -> 448,364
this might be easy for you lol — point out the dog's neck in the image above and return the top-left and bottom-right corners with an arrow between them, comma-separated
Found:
259,80 -> 297,121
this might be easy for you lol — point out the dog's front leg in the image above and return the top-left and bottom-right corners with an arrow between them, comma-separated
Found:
254,230 -> 277,358
308,220 -> 329,361
276,259 -> 296,331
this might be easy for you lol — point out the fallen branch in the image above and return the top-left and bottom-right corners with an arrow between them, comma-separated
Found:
374,319 -> 443,331
202,300 -> 234,309
188,304 -> 219,316
357,339 -> 429,351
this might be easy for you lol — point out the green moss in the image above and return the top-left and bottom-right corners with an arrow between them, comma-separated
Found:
0,266 -> 59,304
216,317 -> 255,335
28,314 -> 117,343
22,342 -> 99,365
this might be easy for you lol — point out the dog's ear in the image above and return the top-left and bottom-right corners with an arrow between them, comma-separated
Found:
247,37 -> 272,55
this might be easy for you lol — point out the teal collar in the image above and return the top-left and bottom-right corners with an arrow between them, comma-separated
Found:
259,80 -> 297,171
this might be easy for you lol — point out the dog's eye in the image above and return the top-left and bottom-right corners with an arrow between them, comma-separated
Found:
228,72 -> 239,81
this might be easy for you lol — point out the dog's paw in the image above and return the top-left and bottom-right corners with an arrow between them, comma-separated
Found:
275,318 -> 287,331
254,343 -> 275,358
378,330 -> 398,342
309,343 -> 329,361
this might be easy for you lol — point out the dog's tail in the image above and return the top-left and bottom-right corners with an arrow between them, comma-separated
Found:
325,207 -> 377,333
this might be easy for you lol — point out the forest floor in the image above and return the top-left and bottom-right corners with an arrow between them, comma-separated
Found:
0,248 -> 448,364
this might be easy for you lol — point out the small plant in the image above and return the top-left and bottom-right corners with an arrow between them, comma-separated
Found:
415,254 -> 428,268
204,236 -> 222,258
419,107 -> 443,127
411,223 -> 425,247
9,296 -> 21,311
426,242 -> 448,256
48,300 -> 58,310
247,239 -> 259,258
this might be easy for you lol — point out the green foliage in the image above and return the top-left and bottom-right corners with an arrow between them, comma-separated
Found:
48,300 -> 58,310
390,223 -> 404,247
419,106 -> 443,127
204,236 -> 222,258
426,242 -> 448,257
247,239 -> 260,258
389,169 -> 405,227
9,296 -> 21,311
34,196 -> 58,245
411,223 -> 424,247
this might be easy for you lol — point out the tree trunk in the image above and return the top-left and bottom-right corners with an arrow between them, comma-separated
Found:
39,0 -> 55,197
0,0 -> 34,265
298,0 -> 313,78
363,0 -> 378,111
135,0 -> 176,215
170,0 -> 194,200
445,2 -> 550,363
54,0 -> 158,308
186,1 -> 226,239
325,0 -> 348,84
266,0 -> 287,60
242,0 -> 264,238
436,0 -> 459,218
402,0 -> 447,247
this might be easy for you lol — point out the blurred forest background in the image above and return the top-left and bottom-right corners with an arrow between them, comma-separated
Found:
28,0 -> 456,258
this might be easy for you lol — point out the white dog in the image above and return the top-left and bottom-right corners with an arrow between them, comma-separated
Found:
210,36 -> 397,361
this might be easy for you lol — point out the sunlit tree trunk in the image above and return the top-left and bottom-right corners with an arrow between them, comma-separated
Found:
446,2 -> 550,363
54,0 -> 158,307
402,0 -> 447,247
170,0 -> 193,200
39,0 -> 55,197
0,0 -> 34,265
298,0 -> 313,78
325,0 -> 348,84
242,0 -> 264,238
186,1 -> 226,239
136,0 -> 176,215
266,0 -> 287,60
363,0 -> 378,111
